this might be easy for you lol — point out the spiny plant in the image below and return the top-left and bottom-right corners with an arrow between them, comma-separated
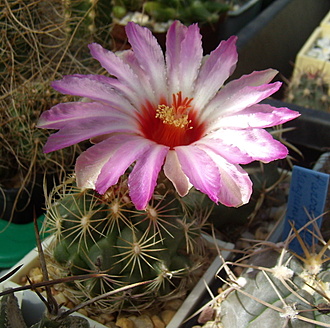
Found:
197,217 -> 330,328
285,71 -> 330,112
0,219 -> 110,328
111,0 -> 230,26
63,0 -> 113,48
0,0 -> 113,221
42,173 -> 210,317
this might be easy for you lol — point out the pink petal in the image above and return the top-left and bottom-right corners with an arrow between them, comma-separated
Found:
125,22 -> 167,101
163,150 -> 192,197
51,75 -> 137,115
208,128 -> 289,163
175,145 -> 220,203
212,103 -> 300,129
204,81 -> 282,129
95,137 -> 155,194
88,43 -> 148,107
194,36 -> 238,111
75,135 -> 151,191
166,21 -> 203,97
202,69 -> 280,122
195,138 -> 254,164
118,49 -> 158,105
37,102 -> 135,129
128,144 -> 169,210
41,113 -> 135,153
209,151 -> 252,206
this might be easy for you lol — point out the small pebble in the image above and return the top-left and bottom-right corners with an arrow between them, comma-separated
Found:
91,315 -> 106,325
307,36 -> 330,61
163,298 -> 183,310
160,310 -> 176,325
129,314 -> 154,328
116,317 -> 135,328
77,308 -> 89,317
151,314 -> 165,328
198,305 -> 214,324
100,313 -> 115,322
53,292 -> 67,305
105,322 -> 118,328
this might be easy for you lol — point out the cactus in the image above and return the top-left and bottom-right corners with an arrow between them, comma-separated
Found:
111,0 -> 230,26
0,0 -> 112,220
63,0 -> 113,46
198,223 -> 330,328
0,291 -> 90,328
0,293 -> 27,328
285,72 -> 330,112
43,175 -> 208,315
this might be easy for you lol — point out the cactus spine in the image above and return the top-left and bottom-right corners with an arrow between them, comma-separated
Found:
44,175 -> 207,315
285,72 -> 330,112
199,224 -> 330,328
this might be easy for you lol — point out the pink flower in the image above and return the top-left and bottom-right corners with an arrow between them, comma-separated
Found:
37,21 -> 299,210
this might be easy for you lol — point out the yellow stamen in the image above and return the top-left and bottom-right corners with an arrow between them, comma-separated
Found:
155,92 -> 193,129
156,105 -> 191,128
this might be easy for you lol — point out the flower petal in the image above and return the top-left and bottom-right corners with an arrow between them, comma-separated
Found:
163,150 -> 192,197
118,49 -> 158,105
205,150 -> 252,206
42,117 -> 134,153
212,103 -> 300,129
207,128 -> 289,163
202,69 -> 280,122
175,145 -> 220,203
128,144 -> 169,210
37,102 -> 136,129
125,22 -> 167,101
88,43 -> 148,107
51,75 -> 137,115
193,36 -> 238,111
95,137 -> 155,194
195,138 -> 254,164
166,21 -> 203,97
75,135 -> 151,191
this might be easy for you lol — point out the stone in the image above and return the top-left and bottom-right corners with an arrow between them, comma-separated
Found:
163,298 -> 183,310
129,314 -> 154,328
198,306 -> 214,324
160,310 -> 176,325
151,314 -> 165,328
115,317 -> 135,328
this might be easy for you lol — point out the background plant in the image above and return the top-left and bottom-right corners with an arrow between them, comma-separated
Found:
111,0 -> 230,26
0,0 -> 113,220
285,71 -> 330,112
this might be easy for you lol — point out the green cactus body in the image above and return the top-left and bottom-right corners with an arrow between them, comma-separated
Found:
112,0 -> 229,26
285,72 -> 330,112
64,0 -> 112,44
44,179 -> 206,313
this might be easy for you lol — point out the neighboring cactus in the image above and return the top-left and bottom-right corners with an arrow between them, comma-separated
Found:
0,0 -> 112,220
285,72 -> 330,112
199,223 -> 330,328
0,293 -> 27,328
63,0 -> 113,46
0,292 -> 90,328
43,175 -> 208,315
111,0 -> 230,27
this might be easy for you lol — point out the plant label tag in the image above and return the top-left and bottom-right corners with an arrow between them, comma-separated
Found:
283,165 -> 329,254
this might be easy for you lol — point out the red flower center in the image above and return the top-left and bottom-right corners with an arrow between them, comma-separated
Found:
139,92 -> 206,149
